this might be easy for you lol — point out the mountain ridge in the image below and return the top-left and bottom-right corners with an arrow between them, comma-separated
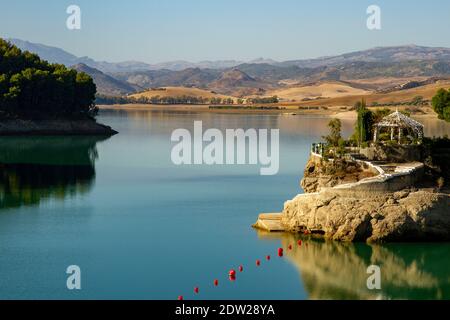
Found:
8,38 -> 450,97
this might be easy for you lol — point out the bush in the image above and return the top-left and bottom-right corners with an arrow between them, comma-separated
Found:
432,88 -> 450,122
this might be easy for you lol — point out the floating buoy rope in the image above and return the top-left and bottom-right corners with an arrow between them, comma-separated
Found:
177,238 -> 308,300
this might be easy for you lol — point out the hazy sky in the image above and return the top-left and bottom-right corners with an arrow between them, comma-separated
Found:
1,0 -> 450,63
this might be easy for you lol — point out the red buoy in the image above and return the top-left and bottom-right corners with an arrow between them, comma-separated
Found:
229,275 -> 236,282
239,265 -> 244,272
194,287 -> 199,294
256,259 -> 261,266
278,248 -> 284,257
266,255 -> 271,261
214,279 -> 219,286
298,240 -> 302,246
178,296 -> 184,301
288,244 -> 293,250
229,269 -> 236,277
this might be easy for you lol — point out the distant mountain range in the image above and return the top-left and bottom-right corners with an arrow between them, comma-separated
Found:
8,38 -> 450,97
71,63 -> 142,96
8,38 -> 252,72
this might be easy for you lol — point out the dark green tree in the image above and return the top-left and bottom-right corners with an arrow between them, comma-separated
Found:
354,99 -> 374,145
0,38 -> 97,119
432,88 -> 450,122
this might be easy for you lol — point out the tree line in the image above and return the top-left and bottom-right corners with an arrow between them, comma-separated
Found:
96,94 -> 279,105
0,38 -> 97,120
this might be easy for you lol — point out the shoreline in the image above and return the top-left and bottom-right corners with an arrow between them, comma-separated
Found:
0,118 -> 118,136
98,104 -> 441,119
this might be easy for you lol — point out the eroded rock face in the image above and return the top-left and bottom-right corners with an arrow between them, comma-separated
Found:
281,189 -> 450,242
300,157 -> 377,193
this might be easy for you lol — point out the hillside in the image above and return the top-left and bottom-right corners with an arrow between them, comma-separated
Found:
209,69 -> 270,95
279,45 -> 450,68
114,68 -> 222,89
291,80 -> 450,108
267,81 -> 372,102
129,87 -> 237,101
71,64 -> 139,96
10,38 -> 450,99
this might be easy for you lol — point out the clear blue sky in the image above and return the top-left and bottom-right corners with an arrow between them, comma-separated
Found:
1,0 -> 450,63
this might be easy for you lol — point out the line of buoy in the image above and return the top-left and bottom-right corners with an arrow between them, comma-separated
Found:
178,239 -> 309,300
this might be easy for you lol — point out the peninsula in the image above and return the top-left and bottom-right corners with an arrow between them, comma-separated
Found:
254,104 -> 450,242
0,39 -> 117,136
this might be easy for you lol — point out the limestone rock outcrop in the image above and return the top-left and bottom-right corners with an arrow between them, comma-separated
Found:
278,154 -> 450,242
282,187 -> 450,242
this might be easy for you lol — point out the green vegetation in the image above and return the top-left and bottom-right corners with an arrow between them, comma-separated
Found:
432,88 -> 450,122
0,38 -> 97,120
323,119 -> 342,148
246,96 -> 279,104
97,94 -> 278,106
371,96 -> 429,108
209,105 -> 286,110
96,94 -> 212,105
352,99 -> 373,145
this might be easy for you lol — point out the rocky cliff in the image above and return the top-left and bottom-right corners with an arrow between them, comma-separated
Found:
276,154 -> 450,242
282,188 -> 450,242
300,156 -> 378,193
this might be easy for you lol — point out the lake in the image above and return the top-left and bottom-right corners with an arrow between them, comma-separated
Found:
0,110 -> 449,300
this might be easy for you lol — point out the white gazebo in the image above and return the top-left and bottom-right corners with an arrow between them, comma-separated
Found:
373,111 -> 424,144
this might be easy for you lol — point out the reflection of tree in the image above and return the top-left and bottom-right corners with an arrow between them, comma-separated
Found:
0,136 -> 108,210
257,231 -> 450,300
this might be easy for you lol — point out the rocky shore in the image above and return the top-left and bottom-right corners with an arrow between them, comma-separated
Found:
255,154 -> 450,242
0,118 -> 118,136
282,187 -> 450,242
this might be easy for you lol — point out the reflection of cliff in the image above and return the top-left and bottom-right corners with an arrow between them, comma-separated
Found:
0,136 -> 107,209
257,231 -> 450,300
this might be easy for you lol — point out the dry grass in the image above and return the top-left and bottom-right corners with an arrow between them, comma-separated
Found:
285,80 -> 450,108
267,81 -> 372,101
129,86 -> 237,101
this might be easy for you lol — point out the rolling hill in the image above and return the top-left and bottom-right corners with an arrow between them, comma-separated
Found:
129,87 -> 237,101
71,64 -> 139,96
291,80 -> 450,108
267,81 -> 372,102
9,37 -> 450,99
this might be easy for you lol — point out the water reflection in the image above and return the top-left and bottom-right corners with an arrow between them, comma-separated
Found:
257,231 -> 450,300
0,136 -> 107,210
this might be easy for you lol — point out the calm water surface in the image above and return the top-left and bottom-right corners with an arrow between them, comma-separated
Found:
0,110 -> 449,300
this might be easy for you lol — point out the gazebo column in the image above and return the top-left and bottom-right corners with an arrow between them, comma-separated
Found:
398,127 -> 402,144
373,127 -> 378,142
390,127 -> 395,141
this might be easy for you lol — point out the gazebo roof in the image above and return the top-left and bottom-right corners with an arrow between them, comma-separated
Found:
376,111 -> 424,130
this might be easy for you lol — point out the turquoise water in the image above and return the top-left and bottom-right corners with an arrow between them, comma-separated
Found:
0,110 -> 449,300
